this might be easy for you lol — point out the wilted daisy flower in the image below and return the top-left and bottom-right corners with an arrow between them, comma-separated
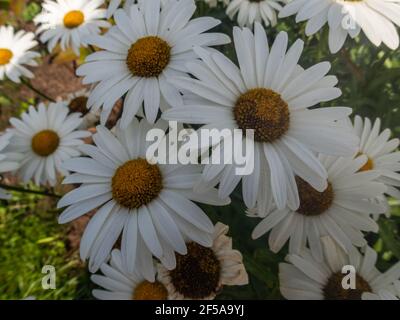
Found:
251,154 -> 387,261
6,102 -> 91,186
163,23 -> 359,211
76,0 -> 230,127
279,0 -> 400,53
0,132 -> 21,199
226,0 -> 285,27
91,249 -> 168,300
61,89 -> 100,129
353,116 -> 400,203
57,118 -> 230,280
0,26 -> 39,83
279,236 -> 400,300
157,222 -> 248,300
34,0 -> 111,54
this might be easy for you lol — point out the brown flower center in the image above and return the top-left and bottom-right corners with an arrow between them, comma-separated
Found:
68,96 -> 88,114
126,36 -> 171,78
63,10 -> 85,29
111,158 -> 163,209
133,281 -> 168,300
323,271 -> 372,300
31,130 -> 60,157
234,88 -> 290,142
296,177 -> 334,216
0,48 -> 13,65
170,242 -> 221,299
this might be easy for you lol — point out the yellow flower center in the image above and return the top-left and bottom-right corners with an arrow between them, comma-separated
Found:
234,88 -> 290,142
357,153 -> 374,172
111,158 -> 163,209
31,130 -> 60,157
68,96 -> 88,114
0,48 -> 13,65
133,281 -> 168,300
296,177 -> 334,216
126,36 -> 171,78
170,242 -> 221,299
323,271 -> 371,300
63,10 -> 85,29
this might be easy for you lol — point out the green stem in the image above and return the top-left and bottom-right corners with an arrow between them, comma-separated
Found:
0,183 -> 61,198
21,78 -> 56,102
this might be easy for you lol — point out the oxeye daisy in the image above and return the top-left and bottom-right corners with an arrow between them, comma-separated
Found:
353,116 -> 400,204
0,132 -> 21,199
163,23 -> 359,211
279,236 -> 400,300
226,0 -> 285,27
6,102 -> 91,186
157,222 -> 248,300
279,0 -> 400,53
34,0 -> 111,55
76,0 -> 230,127
57,118 -> 230,280
62,89 -> 100,129
91,249 -> 168,300
0,26 -> 39,83
251,154 -> 387,261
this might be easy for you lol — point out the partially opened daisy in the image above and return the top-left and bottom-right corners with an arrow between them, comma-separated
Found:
76,0 -> 230,127
279,236 -> 400,300
61,89 -> 100,129
353,116 -> 400,203
34,0 -> 111,55
279,0 -> 400,53
163,23 -> 359,211
0,26 -> 39,83
0,132 -> 21,199
91,249 -> 168,300
251,154 -> 387,261
57,118 -> 230,280
226,0 -> 285,27
157,222 -> 248,300
6,102 -> 91,186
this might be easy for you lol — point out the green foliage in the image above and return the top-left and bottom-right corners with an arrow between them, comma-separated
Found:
0,192 -> 90,300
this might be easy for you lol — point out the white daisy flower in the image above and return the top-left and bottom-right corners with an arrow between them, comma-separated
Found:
279,0 -> 400,53
57,118 -> 230,281
204,0 -> 230,9
91,249 -> 168,300
251,154 -> 387,261
0,132 -> 21,199
353,116 -> 400,203
163,23 -> 359,211
6,102 -> 91,186
61,89 -> 100,129
34,0 -> 111,55
280,236 -> 400,300
226,0 -> 285,27
0,26 -> 39,83
76,0 -> 230,127
157,222 -> 248,300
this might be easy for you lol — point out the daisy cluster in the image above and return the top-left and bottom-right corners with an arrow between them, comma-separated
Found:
0,0 -> 399,300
